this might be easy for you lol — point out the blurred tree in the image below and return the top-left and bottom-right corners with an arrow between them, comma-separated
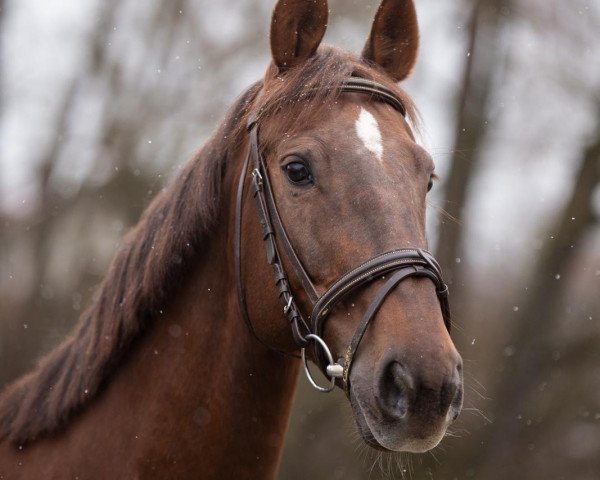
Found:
0,0 -> 270,386
436,0 -> 511,288
477,104 -> 600,479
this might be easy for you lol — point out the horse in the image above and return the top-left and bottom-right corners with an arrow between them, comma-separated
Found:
0,0 -> 463,478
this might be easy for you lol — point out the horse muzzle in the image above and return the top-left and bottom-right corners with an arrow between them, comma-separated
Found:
349,346 -> 463,453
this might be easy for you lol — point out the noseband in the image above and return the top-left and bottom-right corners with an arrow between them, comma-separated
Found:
234,77 -> 451,394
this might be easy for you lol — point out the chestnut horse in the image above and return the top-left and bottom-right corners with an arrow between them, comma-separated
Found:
0,0 -> 463,478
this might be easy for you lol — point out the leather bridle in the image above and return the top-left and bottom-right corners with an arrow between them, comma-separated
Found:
234,77 -> 451,394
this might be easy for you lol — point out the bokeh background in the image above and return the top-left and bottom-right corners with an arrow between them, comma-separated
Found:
1,0 -> 599,478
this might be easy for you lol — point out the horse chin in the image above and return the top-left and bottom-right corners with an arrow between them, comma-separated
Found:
349,385 -> 448,454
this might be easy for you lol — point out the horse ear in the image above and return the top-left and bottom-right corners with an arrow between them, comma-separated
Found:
270,0 -> 329,72
361,0 -> 419,82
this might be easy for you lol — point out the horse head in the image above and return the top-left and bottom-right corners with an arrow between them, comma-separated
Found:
237,0 -> 463,453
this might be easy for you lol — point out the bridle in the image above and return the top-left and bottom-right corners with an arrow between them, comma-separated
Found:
234,77 -> 451,394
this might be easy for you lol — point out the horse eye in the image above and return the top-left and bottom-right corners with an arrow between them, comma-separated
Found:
284,161 -> 312,186
427,176 -> 434,192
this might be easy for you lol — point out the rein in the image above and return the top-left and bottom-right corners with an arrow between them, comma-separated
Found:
235,77 -> 451,394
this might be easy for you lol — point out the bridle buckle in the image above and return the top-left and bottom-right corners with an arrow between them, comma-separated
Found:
283,295 -> 293,314
251,168 -> 263,192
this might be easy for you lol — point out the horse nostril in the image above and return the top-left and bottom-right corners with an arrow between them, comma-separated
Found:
377,357 -> 463,423
446,363 -> 463,421
379,361 -> 412,419
439,376 -> 458,415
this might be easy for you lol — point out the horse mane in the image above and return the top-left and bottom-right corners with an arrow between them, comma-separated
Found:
0,46 -> 417,446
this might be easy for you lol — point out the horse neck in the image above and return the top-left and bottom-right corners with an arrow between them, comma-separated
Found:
119,169 -> 300,477
48,155 -> 301,478
0,139 -> 301,479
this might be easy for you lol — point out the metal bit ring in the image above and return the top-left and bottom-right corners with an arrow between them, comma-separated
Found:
301,334 -> 342,393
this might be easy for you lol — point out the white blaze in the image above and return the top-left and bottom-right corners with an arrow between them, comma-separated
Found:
355,107 -> 383,162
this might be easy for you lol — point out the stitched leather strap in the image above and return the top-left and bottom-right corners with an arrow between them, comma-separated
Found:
245,117 -> 313,346
312,249 -> 451,376
341,78 -> 406,117
311,249 -> 450,335
340,265 -> 448,395
235,138 -> 305,355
